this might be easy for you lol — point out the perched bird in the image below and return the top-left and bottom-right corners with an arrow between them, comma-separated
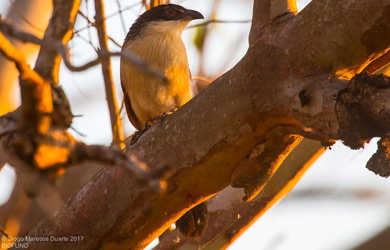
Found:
120,4 -> 208,239
120,4 -> 204,131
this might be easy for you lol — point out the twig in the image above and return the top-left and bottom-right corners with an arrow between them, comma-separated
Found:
76,10 -> 98,51
115,0 -> 127,34
187,19 -> 252,29
74,32 -> 98,52
0,19 -> 98,71
77,10 -> 122,48
0,228 -> 10,238
94,0 -> 125,149
0,19 -> 165,79
84,0 -> 93,44
72,143 -> 164,190
74,2 -> 141,34
108,36 -> 122,48
142,0 -> 148,10
111,51 -> 166,80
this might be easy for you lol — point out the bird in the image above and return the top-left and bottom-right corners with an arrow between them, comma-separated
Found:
120,4 -> 204,131
120,4 -> 208,239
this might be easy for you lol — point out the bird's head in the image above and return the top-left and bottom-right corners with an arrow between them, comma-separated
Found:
125,4 -> 204,41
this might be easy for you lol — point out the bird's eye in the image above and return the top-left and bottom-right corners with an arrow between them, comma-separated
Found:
167,9 -> 176,16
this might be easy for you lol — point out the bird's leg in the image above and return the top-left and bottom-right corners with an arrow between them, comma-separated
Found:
151,108 -> 178,124
129,108 -> 178,145
130,123 -> 150,145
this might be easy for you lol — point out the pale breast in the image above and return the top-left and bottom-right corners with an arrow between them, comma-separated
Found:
120,29 -> 192,126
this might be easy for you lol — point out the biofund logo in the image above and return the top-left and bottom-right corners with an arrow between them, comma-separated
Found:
1,229 -> 29,249
1,242 -> 29,249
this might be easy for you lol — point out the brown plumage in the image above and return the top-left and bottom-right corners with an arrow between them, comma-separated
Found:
120,4 -> 209,240
120,4 -> 203,130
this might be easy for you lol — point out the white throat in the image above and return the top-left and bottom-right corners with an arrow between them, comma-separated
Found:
142,20 -> 190,39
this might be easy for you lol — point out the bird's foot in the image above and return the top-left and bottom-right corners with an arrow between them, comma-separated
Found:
129,109 -> 177,145
146,108 -> 178,126
151,109 -> 174,123
129,130 -> 145,145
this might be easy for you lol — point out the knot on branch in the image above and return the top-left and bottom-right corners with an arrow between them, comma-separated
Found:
367,137 -> 390,177
51,85 -> 73,129
3,129 -> 76,177
231,131 -> 302,202
176,202 -> 209,240
335,73 -> 390,149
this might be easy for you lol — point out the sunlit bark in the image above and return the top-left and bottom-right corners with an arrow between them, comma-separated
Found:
0,0 -> 52,116
15,0 -> 390,249
1,0 -> 390,250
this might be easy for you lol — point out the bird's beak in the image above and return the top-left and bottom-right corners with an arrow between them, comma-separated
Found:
184,9 -> 204,20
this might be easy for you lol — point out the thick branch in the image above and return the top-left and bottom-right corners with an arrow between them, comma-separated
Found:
336,73 -> 390,148
34,0 -> 82,83
156,139 -> 323,249
20,73 -> 342,250
270,0 -> 297,19
0,31 -> 52,134
17,0 -> 390,249
250,0 -> 297,44
94,0 -> 125,149
231,133 -> 303,201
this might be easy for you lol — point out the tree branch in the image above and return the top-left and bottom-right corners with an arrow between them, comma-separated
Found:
362,50 -> 390,74
0,31 -> 52,134
77,10 -> 122,48
336,73 -> 390,149
33,0 -> 82,83
156,139 -> 323,249
12,0 -> 390,249
367,137 -> 390,177
0,19 -> 166,79
231,133 -> 303,201
94,0 -> 125,149
250,0 -> 297,44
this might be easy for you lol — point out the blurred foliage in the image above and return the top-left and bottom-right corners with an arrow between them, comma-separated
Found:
193,26 -> 207,52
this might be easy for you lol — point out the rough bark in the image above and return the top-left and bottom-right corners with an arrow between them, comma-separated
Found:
250,0 -> 297,44
1,0 -> 390,249
34,0 -> 82,83
10,0 -> 390,250
156,139 -> 323,250
0,0 -> 52,116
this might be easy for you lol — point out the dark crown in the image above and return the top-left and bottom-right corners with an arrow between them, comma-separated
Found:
125,4 -> 203,41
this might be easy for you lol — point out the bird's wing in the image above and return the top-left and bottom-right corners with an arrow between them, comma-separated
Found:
121,80 -> 142,130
